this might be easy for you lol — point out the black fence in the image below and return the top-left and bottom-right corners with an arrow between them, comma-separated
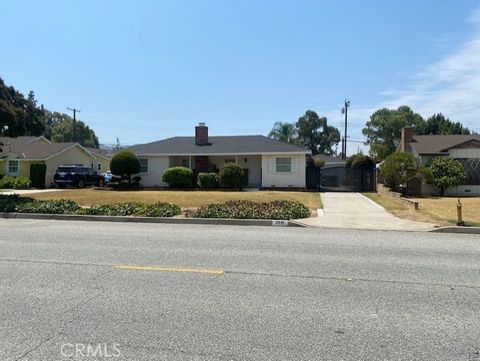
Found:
306,166 -> 376,192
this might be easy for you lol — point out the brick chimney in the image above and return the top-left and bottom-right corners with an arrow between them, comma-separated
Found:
195,122 -> 209,146
400,126 -> 414,152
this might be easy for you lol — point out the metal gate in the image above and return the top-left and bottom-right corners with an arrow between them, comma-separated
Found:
306,166 -> 376,192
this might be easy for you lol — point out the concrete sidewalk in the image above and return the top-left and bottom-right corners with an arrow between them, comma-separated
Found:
298,192 -> 434,231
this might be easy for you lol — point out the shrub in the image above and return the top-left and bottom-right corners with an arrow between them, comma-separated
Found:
346,154 -> 375,169
162,167 -> 193,188
110,150 -> 141,180
197,172 -> 219,189
143,202 -> 181,217
380,152 -> 421,192
80,202 -> 146,216
13,176 -> 32,189
191,200 -> 310,220
429,157 -> 465,195
30,163 -> 46,188
0,194 -> 35,212
0,176 -> 31,189
17,199 -> 79,214
79,202 -> 181,217
219,163 -> 244,189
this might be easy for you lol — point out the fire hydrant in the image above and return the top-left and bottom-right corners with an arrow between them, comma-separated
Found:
457,198 -> 464,226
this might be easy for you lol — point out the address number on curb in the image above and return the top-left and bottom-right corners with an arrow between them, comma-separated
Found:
272,220 -> 288,226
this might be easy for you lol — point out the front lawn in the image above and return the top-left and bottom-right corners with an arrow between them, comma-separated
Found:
28,189 -> 322,211
364,192 -> 480,227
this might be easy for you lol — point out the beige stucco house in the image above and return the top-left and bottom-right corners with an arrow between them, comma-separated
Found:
399,126 -> 480,196
128,123 -> 311,188
0,136 -> 111,187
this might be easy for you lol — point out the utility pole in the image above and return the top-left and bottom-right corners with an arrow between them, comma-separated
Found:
341,99 -> 350,160
67,107 -> 80,142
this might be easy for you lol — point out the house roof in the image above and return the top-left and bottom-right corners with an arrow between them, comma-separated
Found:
409,135 -> 480,155
0,136 -> 107,160
128,135 -> 311,155
312,154 -> 346,165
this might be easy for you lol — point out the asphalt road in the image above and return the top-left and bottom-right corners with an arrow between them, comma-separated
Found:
0,219 -> 479,361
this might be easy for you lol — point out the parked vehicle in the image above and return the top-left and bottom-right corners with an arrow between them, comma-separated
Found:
54,165 -> 105,188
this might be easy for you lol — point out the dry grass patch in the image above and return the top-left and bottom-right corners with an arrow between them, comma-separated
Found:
364,192 -> 480,226
29,189 -> 321,211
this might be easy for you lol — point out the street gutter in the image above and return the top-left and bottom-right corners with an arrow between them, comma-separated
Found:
0,212 -> 306,227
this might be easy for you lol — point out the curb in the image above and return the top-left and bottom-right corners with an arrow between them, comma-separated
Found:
0,212 -> 306,228
428,226 -> 480,235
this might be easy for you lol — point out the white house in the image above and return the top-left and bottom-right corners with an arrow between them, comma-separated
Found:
128,123 -> 311,188
399,126 -> 480,196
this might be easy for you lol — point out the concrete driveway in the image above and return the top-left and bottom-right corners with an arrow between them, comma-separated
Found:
298,192 -> 434,231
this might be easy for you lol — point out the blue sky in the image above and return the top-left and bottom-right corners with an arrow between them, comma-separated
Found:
2,0 -> 480,153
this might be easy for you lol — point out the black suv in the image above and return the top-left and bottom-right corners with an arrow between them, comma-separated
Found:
54,165 -> 105,188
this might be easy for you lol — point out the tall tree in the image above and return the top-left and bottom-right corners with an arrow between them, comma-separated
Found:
362,106 -> 425,160
51,118 -> 99,148
268,122 -> 298,144
296,110 -> 340,155
418,113 -> 471,135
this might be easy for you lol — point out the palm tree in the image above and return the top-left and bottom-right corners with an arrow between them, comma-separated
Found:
268,122 -> 298,144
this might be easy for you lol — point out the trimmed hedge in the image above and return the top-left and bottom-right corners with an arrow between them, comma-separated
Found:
162,167 -> 193,188
219,163 -> 244,189
191,200 -> 310,220
16,199 -> 80,214
110,150 -> 141,177
0,176 -> 32,189
30,163 -> 47,188
79,202 -> 181,217
0,195 -> 181,217
197,172 -> 219,189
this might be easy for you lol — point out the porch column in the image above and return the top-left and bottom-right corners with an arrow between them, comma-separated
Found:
235,155 -> 238,164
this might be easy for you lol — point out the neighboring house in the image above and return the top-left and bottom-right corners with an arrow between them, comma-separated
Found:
312,154 -> 346,167
0,136 -> 111,187
128,123 -> 311,188
399,126 -> 480,196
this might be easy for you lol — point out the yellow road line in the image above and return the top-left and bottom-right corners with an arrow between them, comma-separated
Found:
113,264 -> 224,275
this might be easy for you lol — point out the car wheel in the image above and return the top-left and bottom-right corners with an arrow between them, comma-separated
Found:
98,178 -> 104,187
77,179 -> 85,188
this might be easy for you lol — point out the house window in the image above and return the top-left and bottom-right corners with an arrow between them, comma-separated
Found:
182,159 -> 190,168
139,158 -> 148,173
97,163 -> 102,171
276,157 -> 292,173
8,160 -> 19,175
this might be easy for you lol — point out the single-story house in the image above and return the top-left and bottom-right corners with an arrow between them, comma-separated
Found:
0,136 -> 111,187
128,123 -> 311,188
312,154 -> 346,167
399,126 -> 480,196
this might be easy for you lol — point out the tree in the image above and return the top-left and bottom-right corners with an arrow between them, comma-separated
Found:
346,154 -> 375,169
380,152 -> 425,192
268,122 -> 298,144
429,157 -> 465,195
363,106 -> 425,160
110,150 -> 141,182
417,113 -> 471,135
296,110 -> 340,155
51,118 -> 99,148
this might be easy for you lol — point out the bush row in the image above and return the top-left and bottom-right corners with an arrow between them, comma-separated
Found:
0,176 -> 31,189
0,195 -> 180,217
191,200 -> 310,220
79,202 -> 181,217
161,163 -> 245,189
